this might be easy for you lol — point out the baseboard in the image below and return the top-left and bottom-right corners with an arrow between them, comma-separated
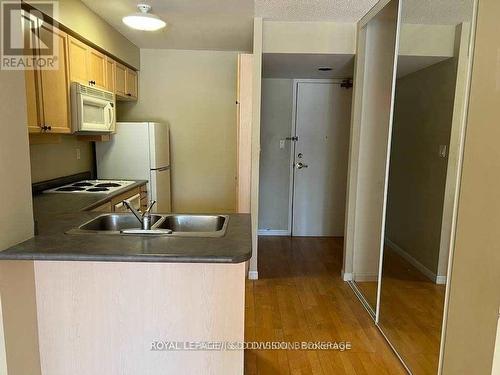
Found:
248,271 -> 259,280
385,238 -> 439,284
353,273 -> 379,282
257,229 -> 291,236
341,270 -> 353,281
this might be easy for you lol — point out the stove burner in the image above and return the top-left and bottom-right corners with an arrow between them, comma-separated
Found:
86,187 -> 109,192
72,182 -> 94,187
95,183 -> 121,188
56,187 -> 86,192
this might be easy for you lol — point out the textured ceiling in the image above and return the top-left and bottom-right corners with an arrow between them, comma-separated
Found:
81,0 -> 255,51
256,0 -> 474,24
81,0 -> 475,51
255,0 -> 377,22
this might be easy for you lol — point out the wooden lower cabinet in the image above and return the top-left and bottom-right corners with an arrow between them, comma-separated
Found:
91,202 -> 113,213
90,184 -> 148,213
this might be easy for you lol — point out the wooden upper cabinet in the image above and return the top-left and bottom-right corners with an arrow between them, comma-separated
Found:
88,48 -> 106,88
39,25 -> 71,134
69,37 -> 107,89
126,69 -> 138,99
105,56 -> 115,93
25,23 -> 71,134
115,62 -> 138,101
68,36 -> 89,85
115,62 -> 127,97
23,15 -> 43,132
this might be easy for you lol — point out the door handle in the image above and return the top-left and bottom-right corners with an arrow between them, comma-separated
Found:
295,162 -> 308,169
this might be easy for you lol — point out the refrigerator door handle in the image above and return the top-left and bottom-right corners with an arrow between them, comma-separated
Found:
152,166 -> 170,172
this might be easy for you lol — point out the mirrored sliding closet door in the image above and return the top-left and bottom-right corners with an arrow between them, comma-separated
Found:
347,0 -> 401,316
378,0 -> 477,373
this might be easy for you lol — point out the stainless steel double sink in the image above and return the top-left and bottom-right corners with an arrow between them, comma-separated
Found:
67,213 -> 229,237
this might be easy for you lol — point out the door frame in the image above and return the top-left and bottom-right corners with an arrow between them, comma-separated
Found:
288,79 -> 352,236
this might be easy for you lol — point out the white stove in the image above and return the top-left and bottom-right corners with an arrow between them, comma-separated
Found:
44,180 -> 135,195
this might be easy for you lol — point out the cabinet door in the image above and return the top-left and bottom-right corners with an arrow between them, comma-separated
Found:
88,48 -> 106,88
126,68 -> 138,99
115,62 -> 127,97
22,14 -> 43,133
68,36 -> 89,85
105,56 -> 115,93
39,25 -> 71,134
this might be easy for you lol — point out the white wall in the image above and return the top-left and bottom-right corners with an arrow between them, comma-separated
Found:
0,71 -> 34,250
258,79 -> 293,232
118,49 -> 239,213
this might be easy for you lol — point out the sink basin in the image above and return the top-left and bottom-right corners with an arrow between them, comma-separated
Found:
156,215 -> 226,233
67,214 -> 229,237
70,213 -> 163,234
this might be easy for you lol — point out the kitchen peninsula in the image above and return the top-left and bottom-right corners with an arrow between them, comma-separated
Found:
0,174 -> 251,375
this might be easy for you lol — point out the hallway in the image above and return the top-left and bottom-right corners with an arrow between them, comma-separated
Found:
244,237 -> 406,374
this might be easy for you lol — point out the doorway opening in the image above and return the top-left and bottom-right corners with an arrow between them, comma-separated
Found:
258,54 -> 354,238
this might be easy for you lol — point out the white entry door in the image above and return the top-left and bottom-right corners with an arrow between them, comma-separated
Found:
292,81 -> 352,236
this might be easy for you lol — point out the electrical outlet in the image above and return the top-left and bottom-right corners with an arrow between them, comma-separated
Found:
439,145 -> 448,158
76,148 -> 81,160
279,140 -> 285,149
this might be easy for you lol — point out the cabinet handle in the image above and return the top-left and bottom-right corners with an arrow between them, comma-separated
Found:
126,93 -> 132,97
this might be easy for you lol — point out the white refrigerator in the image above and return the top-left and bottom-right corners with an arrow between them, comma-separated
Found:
96,122 -> 171,213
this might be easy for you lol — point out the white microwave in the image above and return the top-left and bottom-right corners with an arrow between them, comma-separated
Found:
71,82 -> 116,134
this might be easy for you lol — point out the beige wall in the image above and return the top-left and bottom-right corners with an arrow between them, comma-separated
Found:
28,0 -> 140,68
0,70 -> 34,250
441,0 -> 500,373
118,49 -> 239,213
30,136 -> 94,183
258,79 -> 293,232
385,58 -> 457,276
249,18 -> 263,278
263,21 -> 356,54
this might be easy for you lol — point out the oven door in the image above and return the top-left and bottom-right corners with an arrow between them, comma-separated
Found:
79,95 -> 115,133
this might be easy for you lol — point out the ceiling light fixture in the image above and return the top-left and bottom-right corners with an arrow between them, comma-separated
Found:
122,3 -> 166,31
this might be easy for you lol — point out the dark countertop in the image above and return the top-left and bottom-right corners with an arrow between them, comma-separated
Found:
32,180 -> 148,216
0,212 -> 252,263
0,180 -> 252,264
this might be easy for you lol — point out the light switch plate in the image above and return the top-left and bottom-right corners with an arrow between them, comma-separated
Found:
439,145 -> 448,158
279,140 -> 285,149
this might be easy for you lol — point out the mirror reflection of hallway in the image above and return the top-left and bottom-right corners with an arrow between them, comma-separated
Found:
378,0 -> 476,372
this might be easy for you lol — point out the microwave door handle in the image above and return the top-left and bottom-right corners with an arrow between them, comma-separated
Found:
108,105 -> 114,128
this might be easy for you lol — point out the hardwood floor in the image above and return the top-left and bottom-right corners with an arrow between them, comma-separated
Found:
244,237 -> 406,374
378,247 -> 446,375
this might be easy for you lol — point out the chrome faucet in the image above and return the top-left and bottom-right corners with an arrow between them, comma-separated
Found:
123,200 -> 156,230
